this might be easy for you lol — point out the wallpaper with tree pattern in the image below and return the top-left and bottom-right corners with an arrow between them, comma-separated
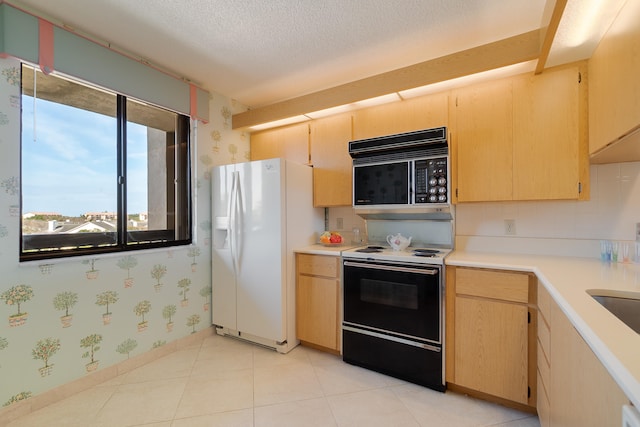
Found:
0,56 -> 249,408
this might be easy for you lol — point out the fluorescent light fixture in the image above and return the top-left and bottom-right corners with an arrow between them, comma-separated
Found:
305,93 -> 401,119
399,60 -> 538,99
248,115 -> 310,132
546,0 -> 627,66
560,0 -> 608,48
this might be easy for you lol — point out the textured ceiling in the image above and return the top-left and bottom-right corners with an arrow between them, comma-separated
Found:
9,0 -> 620,110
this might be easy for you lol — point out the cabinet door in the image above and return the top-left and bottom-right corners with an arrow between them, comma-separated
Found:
453,78 -> 513,202
296,275 -> 339,350
352,92 -> 449,140
454,296 -> 529,404
589,0 -> 640,154
512,65 -> 584,200
250,122 -> 309,164
310,114 -> 353,207
549,298 -> 628,427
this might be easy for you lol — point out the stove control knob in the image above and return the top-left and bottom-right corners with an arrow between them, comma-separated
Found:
429,187 -> 437,194
438,187 -> 447,194
429,177 -> 438,186
438,177 -> 447,186
429,195 -> 438,202
438,195 -> 447,202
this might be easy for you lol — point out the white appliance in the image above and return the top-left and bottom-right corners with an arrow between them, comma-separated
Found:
211,158 -> 323,353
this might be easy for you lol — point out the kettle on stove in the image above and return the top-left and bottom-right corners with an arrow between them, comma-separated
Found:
386,233 -> 412,251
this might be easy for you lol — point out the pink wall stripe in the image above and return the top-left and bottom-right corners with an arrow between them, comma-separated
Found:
189,83 -> 198,120
38,18 -> 54,74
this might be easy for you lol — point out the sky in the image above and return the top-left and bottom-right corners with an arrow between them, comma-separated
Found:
21,96 -> 148,217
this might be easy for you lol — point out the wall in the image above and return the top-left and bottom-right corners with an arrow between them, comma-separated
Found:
0,56 -> 249,408
455,162 -> 640,259
327,161 -> 640,259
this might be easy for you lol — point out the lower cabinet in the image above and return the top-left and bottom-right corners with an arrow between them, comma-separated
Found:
295,253 -> 341,353
448,265 -> 632,423
446,266 -> 537,408
540,283 -> 629,427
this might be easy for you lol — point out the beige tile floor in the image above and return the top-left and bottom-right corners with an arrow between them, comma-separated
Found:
7,333 -> 541,426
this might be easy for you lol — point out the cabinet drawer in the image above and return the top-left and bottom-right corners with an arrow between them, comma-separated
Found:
456,268 -> 529,303
297,254 -> 339,278
537,372 -> 551,427
537,339 -> 550,393
538,283 -> 551,323
538,311 -> 550,363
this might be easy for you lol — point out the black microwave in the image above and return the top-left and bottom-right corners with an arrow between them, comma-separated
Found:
349,127 -> 450,209
353,157 -> 449,206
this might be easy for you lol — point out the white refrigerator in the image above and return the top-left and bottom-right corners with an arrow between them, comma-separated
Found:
211,158 -> 323,353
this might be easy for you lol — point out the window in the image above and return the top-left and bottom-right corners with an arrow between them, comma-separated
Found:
20,64 -> 192,260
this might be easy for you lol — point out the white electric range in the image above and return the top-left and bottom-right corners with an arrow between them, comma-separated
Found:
341,244 -> 451,265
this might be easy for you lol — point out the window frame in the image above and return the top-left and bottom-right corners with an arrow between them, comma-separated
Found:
19,64 -> 193,261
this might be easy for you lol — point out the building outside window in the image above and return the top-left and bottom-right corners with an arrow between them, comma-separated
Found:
20,64 -> 192,261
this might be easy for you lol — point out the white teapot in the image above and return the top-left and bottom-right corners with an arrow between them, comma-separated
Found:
386,233 -> 412,251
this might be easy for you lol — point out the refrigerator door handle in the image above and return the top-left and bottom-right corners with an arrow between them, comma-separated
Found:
232,171 -> 242,270
229,171 -> 239,275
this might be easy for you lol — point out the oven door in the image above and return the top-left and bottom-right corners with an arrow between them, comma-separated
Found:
353,160 -> 409,206
342,259 -> 442,344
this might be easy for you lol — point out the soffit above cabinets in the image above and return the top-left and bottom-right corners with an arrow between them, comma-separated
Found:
10,0 -> 626,129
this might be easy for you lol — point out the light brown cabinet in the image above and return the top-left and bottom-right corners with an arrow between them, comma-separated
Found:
250,122 -> 310,165
452,62 -> 589,202
251,116 -> 353,207
452,78 -> 513,202
538,283 -> 629,427
589,0 -> 640,157
295,253 -> 341,353
309,114 -> 353,207
446,266 -> 537,408
512,63 -> 588,200
352,92 -> 449,140
536,283 -> 552,426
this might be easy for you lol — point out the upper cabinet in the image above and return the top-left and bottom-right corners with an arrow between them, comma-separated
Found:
452,78 -> 514,202
512,63 -> 588,200
249,115 -> 353,207
589,0 -> 640,163
352,92 -> 449,140
310,114 -> 353,207
250,122 -> 310,165
452,62 -> 589,202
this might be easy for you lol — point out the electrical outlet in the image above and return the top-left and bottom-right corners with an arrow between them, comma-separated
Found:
504,219 -> 516,235
336,217 -> 343,230
636,223 -> 640,242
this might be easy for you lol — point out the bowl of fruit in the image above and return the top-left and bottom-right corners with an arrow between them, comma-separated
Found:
319,231 -> 343,246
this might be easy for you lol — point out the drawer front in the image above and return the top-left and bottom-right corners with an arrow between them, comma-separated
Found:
538,282 -> 551,324
537,372 -> 551,427
537,311 -> 550,363
456,268 -> 529,303
537,338 -> 550,393
297,253 -> 339,277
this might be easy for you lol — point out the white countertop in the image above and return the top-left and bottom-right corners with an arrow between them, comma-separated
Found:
295,244 -> 358,256
446,251 -> 640,407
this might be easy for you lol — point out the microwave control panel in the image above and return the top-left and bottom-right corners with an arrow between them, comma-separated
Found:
415,158 -> 448,204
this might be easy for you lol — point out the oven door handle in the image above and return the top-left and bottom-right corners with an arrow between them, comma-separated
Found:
343,261 -> 438,275
343,325 -> 441,352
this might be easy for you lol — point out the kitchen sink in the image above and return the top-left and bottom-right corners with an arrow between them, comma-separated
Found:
588,290 -> 640,334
